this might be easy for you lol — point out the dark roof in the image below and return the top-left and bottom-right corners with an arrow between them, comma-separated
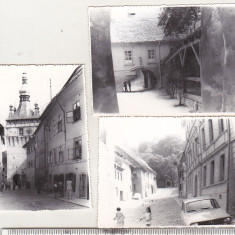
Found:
111,8 -> 169,43
39,65 -> 82,121
115,145 -> 156,174
23,137 -> 35,148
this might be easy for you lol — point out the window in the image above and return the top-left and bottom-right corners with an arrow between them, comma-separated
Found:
148,49 -> 155,61
220,155 -> 225,181
201,128 -> 206,150
195,138 -> 199,157
19,128 -> 23,136
59,147 -> 64,162
219,119 -> 224,134
210,160 -> 215,185
48,151 -> 53,164
54,149 -> 57,163
203,165 -> 207,186
74,139 -> 82,160
133,184 -> 136,191
73,101 -> 81,122
124,50 -> 132,64
58,115 -> 62,133
209,119 -> 214,143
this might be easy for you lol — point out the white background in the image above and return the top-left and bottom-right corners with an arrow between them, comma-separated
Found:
0,0 -> 234,229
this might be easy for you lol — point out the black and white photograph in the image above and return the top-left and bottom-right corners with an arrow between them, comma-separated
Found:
0,65 -> 90,210
99,117 -> 235,227
90,6 -> 235,115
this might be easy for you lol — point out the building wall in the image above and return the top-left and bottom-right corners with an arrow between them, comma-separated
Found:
32,69 -> 89,199
5,120 -> 39,182
114,157 -> 132,202
111,42 -> 171,91
183,118 -> 235,214
25,143 -> 36,189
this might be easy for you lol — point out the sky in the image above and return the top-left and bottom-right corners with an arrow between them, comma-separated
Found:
100,117 -> 186,149
0,65 -> 78,125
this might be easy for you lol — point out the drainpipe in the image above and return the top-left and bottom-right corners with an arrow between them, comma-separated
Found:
158,41 -> 162,88
226,119 -> 231,213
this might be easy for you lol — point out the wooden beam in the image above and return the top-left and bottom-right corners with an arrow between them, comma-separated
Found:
182,48 -> 187,67
166,39 -> 200,64
179,50 -> 184,67
190,43 -> 200,66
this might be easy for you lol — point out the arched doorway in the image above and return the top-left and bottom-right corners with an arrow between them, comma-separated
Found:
194,175 -> 198,197
129,67 -> 158,91
13,174 -> 21,186
142,70 -> 157,89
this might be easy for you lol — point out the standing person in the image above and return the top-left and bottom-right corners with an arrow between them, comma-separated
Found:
66,179 -> 73,199
123,81 -> 127,92
128,81 -> 131,92
140,206 -> 152,227
53,181 -> 58,198
58,180 -> 64,197
113,207 -> 125,228
123,82 -> 126,92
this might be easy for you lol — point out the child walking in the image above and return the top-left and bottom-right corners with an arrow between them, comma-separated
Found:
114,207 -> 125,228
140,206 -> 152,227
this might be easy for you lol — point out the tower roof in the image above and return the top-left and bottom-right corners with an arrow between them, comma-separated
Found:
6,73 -> 40,121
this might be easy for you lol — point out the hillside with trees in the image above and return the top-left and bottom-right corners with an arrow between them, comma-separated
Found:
138,136 -> 185,188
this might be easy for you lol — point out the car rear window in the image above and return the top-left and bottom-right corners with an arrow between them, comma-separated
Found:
186,199 -> 220,212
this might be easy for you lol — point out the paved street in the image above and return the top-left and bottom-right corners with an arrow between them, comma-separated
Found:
121,188 -> 183,227
0,189 -> 84,210
117,89 -> 191,115
100,188 -> 183,227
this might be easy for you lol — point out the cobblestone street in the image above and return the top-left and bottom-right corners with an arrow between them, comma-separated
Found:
99,188 -> 183,227
121,193 -> 183,227
0,189 -> 84,210
117,89 -> 191,115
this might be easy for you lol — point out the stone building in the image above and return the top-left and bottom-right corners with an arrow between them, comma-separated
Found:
5,75 -> 40,186
23,65 -> 90,200
99,132 -> 157,208
180,118 -> 235,216
111,8 -> 176,92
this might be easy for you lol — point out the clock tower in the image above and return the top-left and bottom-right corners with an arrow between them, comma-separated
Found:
5,74 -> 40,186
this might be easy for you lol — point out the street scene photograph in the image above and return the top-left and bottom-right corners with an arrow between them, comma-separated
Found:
0,65 -> 90,210
98,117 -> 235,227
91,5 -> 235,115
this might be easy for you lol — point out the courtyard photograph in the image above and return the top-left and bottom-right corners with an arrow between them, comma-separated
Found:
90,6 -> 235,115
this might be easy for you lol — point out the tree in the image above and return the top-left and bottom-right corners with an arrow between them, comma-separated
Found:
138,136 -> 185,187
158,7 -> 200,37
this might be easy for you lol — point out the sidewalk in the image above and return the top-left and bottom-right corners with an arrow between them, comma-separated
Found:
29,189 -> 90,208
45,193 -> 90,208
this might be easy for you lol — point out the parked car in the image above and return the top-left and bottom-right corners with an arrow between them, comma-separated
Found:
181,196 -> 232,225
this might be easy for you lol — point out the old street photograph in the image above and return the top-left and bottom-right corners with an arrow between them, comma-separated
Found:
91,6 -> 235,115
0,65 -> 90,210
98,117 -> 235,227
